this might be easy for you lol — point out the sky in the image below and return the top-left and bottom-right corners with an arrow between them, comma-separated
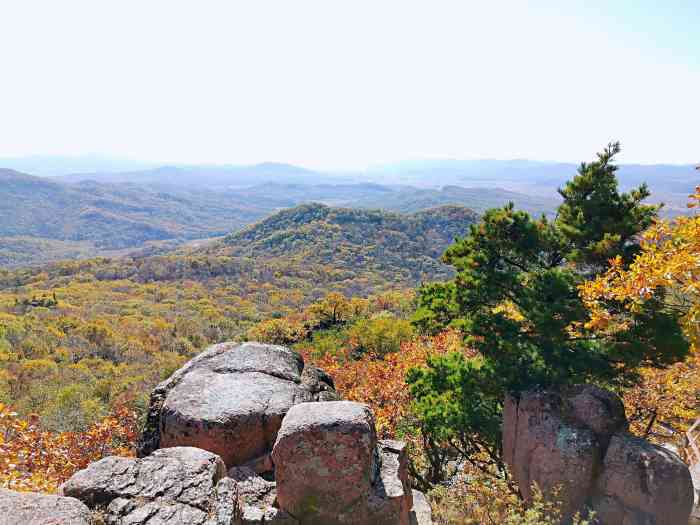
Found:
0,0 -> 698,169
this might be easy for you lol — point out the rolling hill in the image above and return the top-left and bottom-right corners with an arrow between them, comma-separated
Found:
0,169 -> 272,264
3,155 -> 690,267
212,203 -> 478,282
1,204 -> 478,297
0,168 -> 551,267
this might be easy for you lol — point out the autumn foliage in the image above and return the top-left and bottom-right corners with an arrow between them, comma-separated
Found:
581,186 -> 700,453
0,403 -> 137,493
301,330 -> 462,438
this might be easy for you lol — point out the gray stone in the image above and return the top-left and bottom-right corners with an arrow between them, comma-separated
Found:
105,498 -> 208,525
368,440 -> 413,525
691,462 -> 700,525
138,342 -> 336,468
61,447 -> 227,524
206,478 -> 240,525
0,488 -> 92,525
227,466 -> 297,525
409,490 -> 433,525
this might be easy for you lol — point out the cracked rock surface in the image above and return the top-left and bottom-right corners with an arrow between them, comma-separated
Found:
61,447 -> 229,524
138,342 -> 337,468
228,466 -> 297,524
0,488 -> 92,525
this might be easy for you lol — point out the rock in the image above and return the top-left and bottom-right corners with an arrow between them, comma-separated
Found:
50,342 -> 435,524
228,467 -> 297,524
0,488 -> 92,525
207,478 -> 241,525
593,433 -> 694,525
369,440 -> 414,525
272,401 -> 378,524
105,498 -> 210,525
138,342 -> 336,468
272,401 -> 421,525
61,446 -> 229,524
504,385 -> 695,525
691,462 -> 700,525
503,390 -> 600,519
409,490 -> 433,525
565,384 -> 628,449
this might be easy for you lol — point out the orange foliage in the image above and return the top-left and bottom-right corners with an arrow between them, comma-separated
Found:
0,403 -> 138,493
302,330 -> 463,437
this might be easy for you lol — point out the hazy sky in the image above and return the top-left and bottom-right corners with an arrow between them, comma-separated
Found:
1,0 -> 698,169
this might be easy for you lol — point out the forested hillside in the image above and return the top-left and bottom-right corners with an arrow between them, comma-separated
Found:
0,203 -> 476,434
0,168 -> 547,267
212,203 -> 478,280
0,169 -> 271,248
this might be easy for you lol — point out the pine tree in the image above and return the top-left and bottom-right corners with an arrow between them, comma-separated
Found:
409,144 -> 689,474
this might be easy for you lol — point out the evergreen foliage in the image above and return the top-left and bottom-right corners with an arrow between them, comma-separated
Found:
408,144 -> 689,475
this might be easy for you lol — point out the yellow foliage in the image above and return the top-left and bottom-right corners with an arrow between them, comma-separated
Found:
580,186 -> 700,454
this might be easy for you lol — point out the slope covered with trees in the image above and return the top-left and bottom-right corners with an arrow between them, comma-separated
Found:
212,203 -> 478,281
0,151 -> 697,524
0,169 -> 271,262
0,204 -> 477,442
0,168 -> 549,267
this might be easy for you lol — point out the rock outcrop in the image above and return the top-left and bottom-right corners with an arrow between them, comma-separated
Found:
504,384 -> 694,525
61,446 -> 229,524
137,342 -> 337,468
272,401 -> 418,525
0,488 -> 92,525
47,342 -> 432,525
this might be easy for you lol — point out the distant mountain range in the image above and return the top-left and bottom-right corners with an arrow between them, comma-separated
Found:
0,168 -> 557,267
2,155 -> 696,196
0,155 -> 696,267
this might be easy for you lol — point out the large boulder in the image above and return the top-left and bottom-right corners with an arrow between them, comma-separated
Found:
0,488 -> 92,525
503,385 -> 694,525
503,389 -> 601,519
61,446 -> 230,524
271,401 -> 420,525
593,433 -> 694,525
272,401 -> 378,523
138,342 -> 336,468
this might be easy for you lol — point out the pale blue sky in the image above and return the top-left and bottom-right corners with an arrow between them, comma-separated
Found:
0,0 -> 697,169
